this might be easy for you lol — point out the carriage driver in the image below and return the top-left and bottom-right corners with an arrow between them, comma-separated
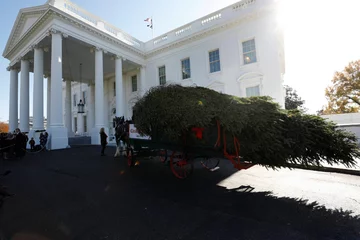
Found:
14,128 -> 20,135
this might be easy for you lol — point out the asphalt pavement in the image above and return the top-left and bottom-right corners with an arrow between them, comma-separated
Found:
0,146 -> 359,240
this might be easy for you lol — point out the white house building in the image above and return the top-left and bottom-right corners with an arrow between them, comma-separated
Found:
3,0 -> 285,150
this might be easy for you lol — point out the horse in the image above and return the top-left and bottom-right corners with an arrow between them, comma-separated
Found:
0,132 -> 27,160
113,116 -> 133,157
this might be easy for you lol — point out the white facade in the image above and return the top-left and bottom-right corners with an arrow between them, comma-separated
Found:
3,0 -> 285,149
321,113 -> 360,142
321,113 -> 360,125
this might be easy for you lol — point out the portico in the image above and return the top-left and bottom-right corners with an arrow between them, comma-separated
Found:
3,0 -> 145,149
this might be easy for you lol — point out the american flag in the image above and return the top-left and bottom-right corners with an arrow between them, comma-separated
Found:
144,17 -> 153,29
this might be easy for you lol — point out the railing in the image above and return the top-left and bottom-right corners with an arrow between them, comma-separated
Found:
63,2 -> 97,25
175,25 -> 192,36
153,35 -> 168,45
232,0 -> 256,10
53,0 -> 144,49
117,31 -> 142,47
52,0 -> 258,51
201,13 -> 222,25
146,0 -> 258,50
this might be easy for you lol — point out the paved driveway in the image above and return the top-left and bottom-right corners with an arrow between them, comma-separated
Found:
0,146 -> 359,240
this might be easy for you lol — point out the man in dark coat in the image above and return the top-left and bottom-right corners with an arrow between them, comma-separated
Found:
100,128 -> 108,156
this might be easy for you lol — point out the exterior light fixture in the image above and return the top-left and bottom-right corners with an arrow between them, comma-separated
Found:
77,63 -> 85,114
77,99 -> 85,113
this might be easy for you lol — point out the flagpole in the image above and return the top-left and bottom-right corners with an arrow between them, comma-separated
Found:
144,16 -> 154,39
151,15 -> 154,39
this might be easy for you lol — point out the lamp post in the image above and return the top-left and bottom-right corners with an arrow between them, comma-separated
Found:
77,99 -> 84,113
77,63 -> 85,114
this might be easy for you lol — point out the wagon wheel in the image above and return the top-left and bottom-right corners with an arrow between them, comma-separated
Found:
158,149 -> 168,163
169,151 -> 194,179
126,147 -> 134,167
200,157 -> 220,171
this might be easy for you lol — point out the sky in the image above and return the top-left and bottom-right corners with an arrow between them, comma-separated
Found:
0,0 -> 360,121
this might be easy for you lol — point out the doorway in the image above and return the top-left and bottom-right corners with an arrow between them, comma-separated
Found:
83,115 -> 87,133
74,117 -> 77,134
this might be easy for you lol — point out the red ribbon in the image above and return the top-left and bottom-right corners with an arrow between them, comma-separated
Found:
191,127 -> 204,139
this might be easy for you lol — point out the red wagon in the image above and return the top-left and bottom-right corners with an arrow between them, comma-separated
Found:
117,118 -> 254,179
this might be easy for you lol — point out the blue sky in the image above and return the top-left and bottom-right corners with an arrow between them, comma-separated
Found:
1,0 -> 360,122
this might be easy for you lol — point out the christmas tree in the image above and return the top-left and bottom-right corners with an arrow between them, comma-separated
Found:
133,84 -> 359,168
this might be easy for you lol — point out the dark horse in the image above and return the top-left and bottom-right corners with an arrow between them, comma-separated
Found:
0,132 -> 27,160
113,116 -> 133,157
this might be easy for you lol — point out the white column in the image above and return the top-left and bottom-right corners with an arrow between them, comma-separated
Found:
140,65 -> 146,97
91,48 -> 106,144
33,47 -> 44,130
47,76 -> 51,128
123,75 -> 128,118
87,83 -> 95,130
65,79 -> 72,136
19,59 -> 30,132
95,48 -> 104,128
50,32 -> 64,127
9,67 -> 18,132
115,56 -> 124,117
48,30 -> 68,149
103,79 -> 109,128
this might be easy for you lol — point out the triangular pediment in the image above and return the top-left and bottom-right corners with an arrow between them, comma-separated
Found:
17,13 -> 44,41
3,4 -> 48,58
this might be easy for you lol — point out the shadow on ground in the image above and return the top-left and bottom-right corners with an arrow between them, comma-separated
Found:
0,146 -> 359,240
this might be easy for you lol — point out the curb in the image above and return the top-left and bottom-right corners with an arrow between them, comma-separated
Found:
289,164 -> 360,177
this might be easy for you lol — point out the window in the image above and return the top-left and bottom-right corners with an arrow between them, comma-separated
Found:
246,85 -> 260,97
131,75 -> 137,92
73,94 -> 77,107
82,91 -> 86,105
209,49 -> 221,73
159,66 -> 166,85
242,39 -> 257,64
181,58 -> 191,79
114,82 -> 116,96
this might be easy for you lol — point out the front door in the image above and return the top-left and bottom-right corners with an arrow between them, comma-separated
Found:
83,115 -> 87,133
74,117 -> 77,134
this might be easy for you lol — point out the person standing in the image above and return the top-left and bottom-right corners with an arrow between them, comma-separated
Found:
99,128 -> 108,156
29,137 -> 35,151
